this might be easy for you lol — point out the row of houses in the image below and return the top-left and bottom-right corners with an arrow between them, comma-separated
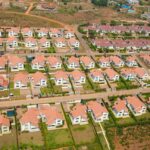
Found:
6,65 -> 148,90
0,36 -> 80,49
1,95 -> 147,134
87,24 -> 150,35
0,27 -> 75,38
70,96 -> 147,125
92,39 -> 150,50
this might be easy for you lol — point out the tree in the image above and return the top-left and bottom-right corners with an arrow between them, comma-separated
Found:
91,0 -> 108,7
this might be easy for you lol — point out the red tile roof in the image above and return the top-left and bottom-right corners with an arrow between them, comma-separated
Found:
87,101 -> 108,118
0,115 -> 10,126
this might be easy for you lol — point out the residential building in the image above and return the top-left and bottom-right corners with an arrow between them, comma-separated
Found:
70,70 -> 86,85
5,54 -> 24,71
68,38 -> 80,48
87,101 -> 109,122
0,56 -> 7,70
109,56 -> 124,68
90,69 -> 105,83
0,115 -> 10,135
30,72 -> 47,87
53,71 -> 69,86
112,98 -> 129,118
54,38 -> 66,48
104,68 -> 120,81
39,37 -> 50,48
133,67 -> 149,81
98,56 -> 110,68
67,56 -> 79,69
6,37 -> 18,48
69,103 -> 88,125
46,56 -> 62,69
36,28 -> 48,37
7,27 -> 20,37
0,75 -> 9,90
80,56 -> 95,69
126,96 -> 147,116
24,37 -> 37,48
20,104 -> 63,132
64,29 -> 75,39
31,55 -> 45,70
49,28 -> 62,38
21,28 -> 33,37
14,72 -> 29,89
121,68 -> 136,80
125,56 -> 138,67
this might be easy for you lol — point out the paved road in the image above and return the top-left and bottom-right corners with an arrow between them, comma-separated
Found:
25,3 -> 34,15
0,88 -> 149,108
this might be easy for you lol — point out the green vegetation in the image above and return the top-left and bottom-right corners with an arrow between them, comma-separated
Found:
91,0 -> 108,6
47,47 -> 56,53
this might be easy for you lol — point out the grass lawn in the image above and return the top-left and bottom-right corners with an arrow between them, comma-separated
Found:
116,117 -> 136,126
116,80 -> 127,90
136,112 -> 150,122
0,90 -> 9,98
19,131 -> 44,147
83,80 -> 93,91
9,88 -> 20,96
77,143 -> 102,150
40,87 -> 52,96
47,47 -> 56,53
70,124 -> 96,145
24,64 -> 36,73
45,129 -> 73,149
98,133 -> 109,150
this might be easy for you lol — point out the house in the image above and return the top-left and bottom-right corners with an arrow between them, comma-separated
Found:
0,38 -> 3,47
0,29 -> 3,37
0,115 -> 10,135
125,56 -> 138,67
87,101 -> 109,122
46,56 -> 62,69
31,55 -> 45,70
49,28 -> 63,38
70,70 -> 86,85
69,103 -> 88,125
54,38 -> 66,48
90,69 -> 105,83
126,96 -> 147,116
30,72 -> 47,87
80,56 -> 95,69
20,104 -> 63,132
39,37 -> 50,48
109,56 -> 124,68
7,27 -> 20,37
14,72 -> 29,89
0,75 -> 9,90
67,56 -> 79,69
127,0 -> 139,5
104,68 -> 120,81
0,56 -> 7,70
112,98 -> 129,118
134,67 -> 149,81
64,29 -> 75,39
21,28 -> 33,37
6,37 -> 18,48
36,28 -> 49,37
68,38 -> 80,48
25,37 -> 37,48
5,54 -> 24,71
98,56 -> 110,68
120,68 -> 136,80
53,71 -> 69,86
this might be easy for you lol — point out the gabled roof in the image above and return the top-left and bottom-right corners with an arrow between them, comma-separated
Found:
70,103 -> 87,119
87,101 -> 108,118
20,104 -> 63,126
0,115 -> 10,126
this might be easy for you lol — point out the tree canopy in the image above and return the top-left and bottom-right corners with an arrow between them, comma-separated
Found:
91,0 -> 108,7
